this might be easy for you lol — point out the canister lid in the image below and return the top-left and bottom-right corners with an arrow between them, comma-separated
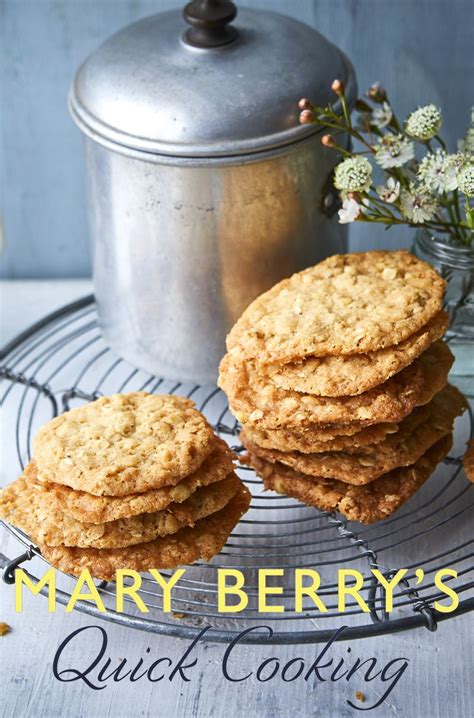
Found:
69,4 -> 357,158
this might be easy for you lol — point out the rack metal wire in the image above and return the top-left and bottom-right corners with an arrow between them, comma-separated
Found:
0,295 -> 473,644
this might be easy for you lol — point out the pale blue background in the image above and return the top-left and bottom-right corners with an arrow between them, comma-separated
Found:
1,0 -> 473,278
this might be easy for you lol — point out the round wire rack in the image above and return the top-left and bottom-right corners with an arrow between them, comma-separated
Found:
0,296 -> 473,644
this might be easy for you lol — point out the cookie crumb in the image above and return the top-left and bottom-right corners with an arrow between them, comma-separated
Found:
0,622 -> 11,636
355,691 -> 365,703
382,266 -> 397,280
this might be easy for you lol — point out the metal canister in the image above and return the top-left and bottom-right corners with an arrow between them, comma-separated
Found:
69,0 -> 357,384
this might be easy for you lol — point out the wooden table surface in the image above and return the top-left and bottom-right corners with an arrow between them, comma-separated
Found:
0,280 -> 473,718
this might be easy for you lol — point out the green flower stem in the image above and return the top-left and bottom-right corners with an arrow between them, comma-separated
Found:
325,140 -> 370,158
354,205 -> 469,236
349,129 -> 376,153
355,215 -> 467,239
453,190 -> 463,223
328,142 -> 353,157
312,117 -> 370,146
387,167 -> 410,190
385,97 -> 402,132
464,199 -> 474,245
389,116 -> 402,132
442,195 -> 463,242
355,215 -> 404,224
363,188 -> 469,240
310,110 -> 376,154
310,118 -> 348,134
419,218 -> 469,232
452,189 -> 468,244
365,192 -> 398,220
340,93 -> 352,129
440,192 -> 469,244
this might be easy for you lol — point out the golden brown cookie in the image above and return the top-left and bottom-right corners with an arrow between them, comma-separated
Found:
266,311 -> 448,397
225,250 -> 445,363
31,438 -> 235,523
0,472 -> 242,549
241,385 -> 466,485
245,435 -> 452,523
463,440 -> 474,483
38,485 -> 251,579
220,341 -> 453,429
241,422 -> 399,454
33,393 -> 216,496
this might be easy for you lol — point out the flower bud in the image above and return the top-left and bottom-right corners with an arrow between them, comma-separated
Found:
405,105 -> 442,141
366,83 -> 387,102
334,157 -> 373,193
457,165 -> 474,197
321,134 -> 336,147
331,79 -> 344,95
299,109 -> 314,125
298,98 -> 312,111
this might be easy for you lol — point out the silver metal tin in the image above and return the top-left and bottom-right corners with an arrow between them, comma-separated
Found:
70,8 -> 356,157
70,6 -> 356,384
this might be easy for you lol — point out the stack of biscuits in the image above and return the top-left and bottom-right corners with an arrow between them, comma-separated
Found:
0,393 -> 250,579
219,250 -> 467,524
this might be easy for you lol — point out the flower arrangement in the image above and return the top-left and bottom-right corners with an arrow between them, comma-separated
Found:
298,82 -> 474,246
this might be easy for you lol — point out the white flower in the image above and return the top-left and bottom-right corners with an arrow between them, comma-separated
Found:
338,198 -> 361,224
417,151 -> 464,193
405,104 -> 442,140
376,177 -> 400,203
458,107 -> 474,156
374,134 -> 415,168
457,164 -> 474,197
371,102 -> 393,129
400,185 -> 438,223
334,157 -> 373,192
356,102 -> 392,132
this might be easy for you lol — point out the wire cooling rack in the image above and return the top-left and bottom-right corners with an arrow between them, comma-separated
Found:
1,296 -> 473,644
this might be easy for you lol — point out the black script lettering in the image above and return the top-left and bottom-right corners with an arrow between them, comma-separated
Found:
281,658 -> 305,683
97,658 -> 132,683
148,658 -> 172,682
130,647 -> 151,682
330,655 -> 351,681
348,658 -> 409,711
345,657 -> 381,682
256,658 -> 280,682
222,626 -> 273,682
304,626 -> 348,682
168,627 -> 209,682
53,625 -> 108,691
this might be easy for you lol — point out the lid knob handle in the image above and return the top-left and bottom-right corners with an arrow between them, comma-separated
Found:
183,0 -> 238,48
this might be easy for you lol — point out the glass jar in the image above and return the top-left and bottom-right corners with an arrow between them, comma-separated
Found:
412,229 -> 474,396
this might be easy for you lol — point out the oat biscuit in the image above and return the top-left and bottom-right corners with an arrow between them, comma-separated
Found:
241,421 -> 398,454
37,486 -> 251,579
266,311 -> 448,397
245,436 -> 452,523
33,393 -> 216,496
0,472 -> 242,549
220,341 -> 453,429
225,250 -> 445,363
463,440 -> 474,483
30,438 -> 235,523
241,385 -> 466,484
